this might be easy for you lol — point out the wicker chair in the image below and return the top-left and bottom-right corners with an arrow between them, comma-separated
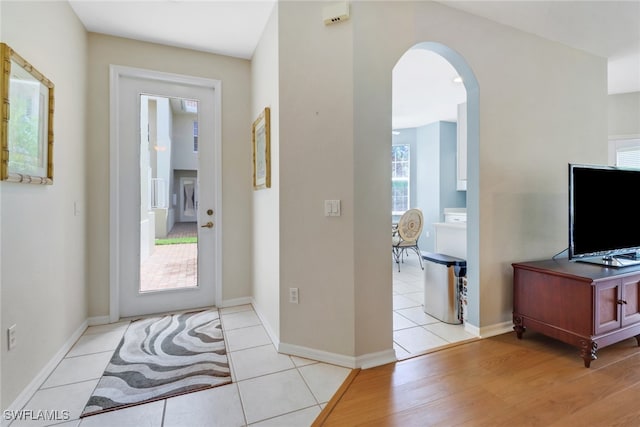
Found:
392,208 -> 425,272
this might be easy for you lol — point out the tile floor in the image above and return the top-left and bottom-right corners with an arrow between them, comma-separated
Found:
10,305 -> 350,427
11,249 -> 474,426
392,253 -> 476,360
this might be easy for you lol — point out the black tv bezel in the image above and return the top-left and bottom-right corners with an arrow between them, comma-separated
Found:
568,163 -> 640,267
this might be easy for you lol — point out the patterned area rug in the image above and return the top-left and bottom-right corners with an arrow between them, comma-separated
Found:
81,309 -> 231,417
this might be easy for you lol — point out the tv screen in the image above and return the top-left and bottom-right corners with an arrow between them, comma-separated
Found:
569,163 -> 640,266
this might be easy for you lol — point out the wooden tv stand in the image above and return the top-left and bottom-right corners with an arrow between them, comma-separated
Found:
512,259 -> 640,367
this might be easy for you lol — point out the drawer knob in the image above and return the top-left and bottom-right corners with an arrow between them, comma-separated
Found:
617,299 -> 628,305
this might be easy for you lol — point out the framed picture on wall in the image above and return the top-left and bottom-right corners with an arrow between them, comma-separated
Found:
0,43 -> 55,185
252,107 -> 271,190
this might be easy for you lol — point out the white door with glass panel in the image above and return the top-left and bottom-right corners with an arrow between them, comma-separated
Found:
113,68 -> 220,318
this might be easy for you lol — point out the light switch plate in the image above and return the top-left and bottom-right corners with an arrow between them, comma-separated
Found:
324,200 -> 341,217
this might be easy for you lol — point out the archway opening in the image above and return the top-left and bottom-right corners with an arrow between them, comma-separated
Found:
391,42 -> 480,359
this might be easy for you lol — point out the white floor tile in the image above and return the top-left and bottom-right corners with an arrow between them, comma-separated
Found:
393,326 -> 448,354
289,356 -> 317,368
83,322 -> 129,336
219,304 -> 253,315
250,406 -> 321,426
393,312 -> 417,331
225,325 -> 272,352
298,363 -> 351,404
42,352 -> 112,389
424,322 -> 476,342
393,294 -> 420,310
66,330 -> 124,357
404,292 -> 424,305
395,306 -> 439,326
78,400 -> 164,427
48,420 -> 81,427
393,342 -> 412,360
231,345 -> 295,381
164,384 -> 246,427
10,380 -> 98,427
222,310 -> 262,331
238,369 -> 317,424
392,281 -> 416,295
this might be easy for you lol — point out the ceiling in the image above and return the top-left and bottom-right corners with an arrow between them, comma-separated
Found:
68,0 -> 640,129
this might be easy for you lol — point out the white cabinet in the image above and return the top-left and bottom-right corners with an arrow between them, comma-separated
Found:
456,102 -> 467,191
434,222 -> 467,259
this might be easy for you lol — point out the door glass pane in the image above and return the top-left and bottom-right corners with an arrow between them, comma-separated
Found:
139,95 -> 199,292
392,144 -> 410,214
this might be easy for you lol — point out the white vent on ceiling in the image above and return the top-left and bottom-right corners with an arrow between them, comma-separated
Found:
323,2 -> 350,25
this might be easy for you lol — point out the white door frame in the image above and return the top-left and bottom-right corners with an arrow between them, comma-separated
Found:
109,65 -> 223,322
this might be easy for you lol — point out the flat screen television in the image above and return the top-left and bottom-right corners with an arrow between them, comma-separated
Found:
569,163 -> 640,267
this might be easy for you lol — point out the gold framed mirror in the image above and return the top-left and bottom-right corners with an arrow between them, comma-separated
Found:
1,43 -> 54,184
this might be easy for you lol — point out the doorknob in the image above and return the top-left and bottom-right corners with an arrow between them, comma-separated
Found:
201,221 -> 214,229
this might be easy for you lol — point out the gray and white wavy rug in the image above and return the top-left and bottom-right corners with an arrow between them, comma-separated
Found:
81,309 -> 231,417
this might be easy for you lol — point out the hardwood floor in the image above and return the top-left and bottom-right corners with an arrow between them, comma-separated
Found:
315,331 -> 640,426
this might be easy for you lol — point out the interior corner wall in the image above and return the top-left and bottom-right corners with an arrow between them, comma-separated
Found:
278,1 -> 359,357
416,123 -> 440,252
0,1 -> 88,409
86,34 -> 252,318
415,121 -> 464,251
351,1 -> 607,329
608,92 -> 640,137
251,5 -> 280,341
273,0 -> 607,359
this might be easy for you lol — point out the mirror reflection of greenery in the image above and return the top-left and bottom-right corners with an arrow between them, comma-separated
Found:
8,78 -> 42,175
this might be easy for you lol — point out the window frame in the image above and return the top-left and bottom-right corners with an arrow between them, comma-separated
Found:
609,138 -> 640,169
392,143 -> 411,215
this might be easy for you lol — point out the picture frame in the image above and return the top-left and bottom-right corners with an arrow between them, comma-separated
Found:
1,43 -> 55,185
252,107 -> 271,190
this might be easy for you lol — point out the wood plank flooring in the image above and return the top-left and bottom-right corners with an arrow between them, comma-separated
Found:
315,332 -> 640,426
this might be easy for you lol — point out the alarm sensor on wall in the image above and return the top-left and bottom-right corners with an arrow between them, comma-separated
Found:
323,1 -> 350,25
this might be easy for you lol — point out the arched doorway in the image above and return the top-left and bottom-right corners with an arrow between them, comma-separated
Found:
391,42 -> 480,359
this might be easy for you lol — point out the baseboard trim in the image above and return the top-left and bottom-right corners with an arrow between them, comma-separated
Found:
88,315 -> 110,326
219,296 -> 253,308
249,298 -> 280,349
464,322 -> 480,337
278,342 -> 396,369
478,321 -> 514,338
2,319 -> 88,427
356,349 -> 398,369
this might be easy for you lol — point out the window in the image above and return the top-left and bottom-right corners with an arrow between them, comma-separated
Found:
392,144 -> 410,214
610,139 -> 640,169
193,121 -> 198,153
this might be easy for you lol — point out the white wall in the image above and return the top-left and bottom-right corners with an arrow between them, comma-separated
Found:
155,98 -> 173,204
608,92 -> 640,137
271,0 -> 607,362
86,34 -> 252,316
251,5 -> 280,342
172,113 -> 198,171
0,1 -> 88,408
357,0 -> 606,331
278,2 -> 359,357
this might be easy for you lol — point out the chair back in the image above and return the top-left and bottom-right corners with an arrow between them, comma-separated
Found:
397,209 -> 423,243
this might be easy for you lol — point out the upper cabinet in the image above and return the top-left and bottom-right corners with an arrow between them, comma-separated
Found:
456,103 -> 467,191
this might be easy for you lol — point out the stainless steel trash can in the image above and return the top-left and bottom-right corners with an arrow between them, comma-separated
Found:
422,252 -> 467,324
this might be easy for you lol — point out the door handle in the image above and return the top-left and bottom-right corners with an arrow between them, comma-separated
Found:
201,221 -> 214,229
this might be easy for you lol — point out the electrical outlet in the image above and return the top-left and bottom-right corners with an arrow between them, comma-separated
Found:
7,324 -> 16,351
289,287 -> 299,304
